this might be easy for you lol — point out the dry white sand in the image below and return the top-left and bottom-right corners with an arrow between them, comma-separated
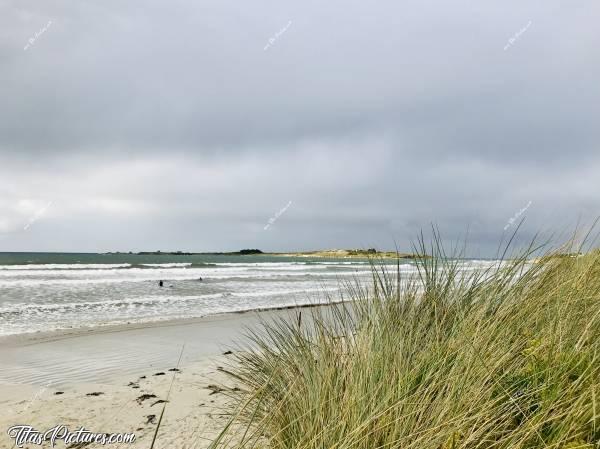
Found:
0,355 -> 238,449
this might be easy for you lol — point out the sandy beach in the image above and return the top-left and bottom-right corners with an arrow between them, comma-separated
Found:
0,308 -> 313,449
0,356 -> 233,449
1,1 -> 596,445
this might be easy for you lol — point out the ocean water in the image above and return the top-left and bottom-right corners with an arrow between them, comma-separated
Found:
0,253 -> 500,337
0,253 -> 405,337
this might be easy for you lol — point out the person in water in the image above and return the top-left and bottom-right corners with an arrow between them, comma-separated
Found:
159,280 -> 163,287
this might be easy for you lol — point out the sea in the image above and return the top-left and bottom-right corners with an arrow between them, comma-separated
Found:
0,253 -> 501,337
0,253 -> 405,337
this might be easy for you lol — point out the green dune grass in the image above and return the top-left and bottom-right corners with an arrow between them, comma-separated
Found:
210,233 -> 600,449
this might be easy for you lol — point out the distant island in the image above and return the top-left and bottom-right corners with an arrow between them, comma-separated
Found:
267,249 -> 423,259
135,249 -> 263,256
125,249 -> 422,259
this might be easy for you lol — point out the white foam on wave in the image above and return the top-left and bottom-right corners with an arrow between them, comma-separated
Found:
0,265 -> 205,278
309,261 -> 370,265
0,268 -> 376,287
0,286 -> 339,337
214,262 -> 299,266
0,286 -> 343,316
0,263 -> 131,270
0,293 -> 227,314
230,286 -> 339,298
140,263 -> 193,268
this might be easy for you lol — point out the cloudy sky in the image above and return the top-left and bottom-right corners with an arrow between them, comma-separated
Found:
0,0 -> 599,254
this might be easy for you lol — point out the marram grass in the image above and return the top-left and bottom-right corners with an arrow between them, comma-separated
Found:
211,235 -> 600,449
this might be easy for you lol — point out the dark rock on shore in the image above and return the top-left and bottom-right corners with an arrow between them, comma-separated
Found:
136,394 -> 157,404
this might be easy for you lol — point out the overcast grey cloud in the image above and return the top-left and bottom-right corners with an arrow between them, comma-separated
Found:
1,0 -> 599,254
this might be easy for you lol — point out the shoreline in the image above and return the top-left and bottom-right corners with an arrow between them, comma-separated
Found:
0,300 -> 348,349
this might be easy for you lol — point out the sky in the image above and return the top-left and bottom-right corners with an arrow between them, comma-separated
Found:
0,0 -> 599,255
